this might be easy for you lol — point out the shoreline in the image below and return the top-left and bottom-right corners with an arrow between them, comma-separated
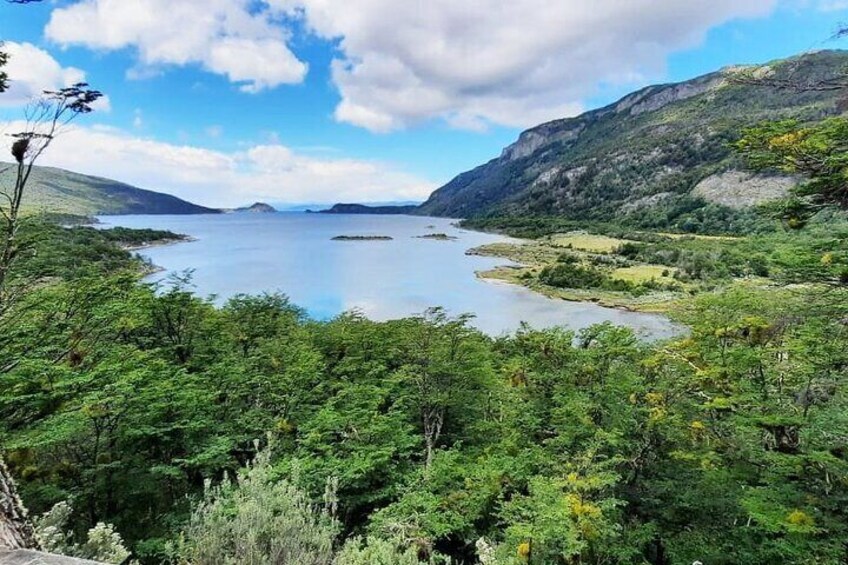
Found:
125,235 -> 198,278
121,235 -> 198,252
463,231 -> 684,314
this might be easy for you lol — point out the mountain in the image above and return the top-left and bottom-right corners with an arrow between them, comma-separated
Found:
1,164 -> 219,216
317,203 -> 418,214
230,202 -> 277,213
419,51 -> 847,221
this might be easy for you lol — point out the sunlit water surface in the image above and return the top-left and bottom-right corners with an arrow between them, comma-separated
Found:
99,213 -> 680,338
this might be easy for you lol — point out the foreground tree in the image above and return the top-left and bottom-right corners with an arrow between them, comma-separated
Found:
735,118 -> 848,218
0,82 -> 102,313
0,12 -> 100,551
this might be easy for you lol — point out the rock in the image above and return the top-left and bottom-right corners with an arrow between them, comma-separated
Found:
0,550 -> 103,564
691,171 -> 798,209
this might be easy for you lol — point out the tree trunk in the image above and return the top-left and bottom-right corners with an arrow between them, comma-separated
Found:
0,456 -> 37,550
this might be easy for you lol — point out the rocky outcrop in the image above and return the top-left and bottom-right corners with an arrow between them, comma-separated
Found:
625,75 -> 725,116
0,460 -> 35,552
691,171 -> 797,209
0,550 -> 103,564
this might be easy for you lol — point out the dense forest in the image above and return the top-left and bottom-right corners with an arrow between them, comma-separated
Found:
0,212 -> 846,565
2,9 -> 848,564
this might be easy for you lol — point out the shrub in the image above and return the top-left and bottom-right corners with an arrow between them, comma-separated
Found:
176,444 -> 337,565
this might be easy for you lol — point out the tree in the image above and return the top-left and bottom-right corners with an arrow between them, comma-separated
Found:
0,6 -> 99,550
395,309 -> 491,469
176,442 -> 338,565
735,118 -> 848,216
0,83 -> 103,313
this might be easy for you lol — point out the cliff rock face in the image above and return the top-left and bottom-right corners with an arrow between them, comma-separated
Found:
418,51 -> 846,221
691,171 -> 798,209
1,460 -> 105,564
0,460 -> 35,552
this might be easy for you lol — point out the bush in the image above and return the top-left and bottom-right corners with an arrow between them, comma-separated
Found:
334,536 -> 425,565
176,443 -> 337,565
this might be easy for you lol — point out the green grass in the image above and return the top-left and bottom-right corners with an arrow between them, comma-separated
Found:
612,265 -> 676,283
549,232 -> 633,253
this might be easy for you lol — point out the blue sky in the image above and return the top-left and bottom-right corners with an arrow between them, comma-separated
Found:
1,0 -> 847,207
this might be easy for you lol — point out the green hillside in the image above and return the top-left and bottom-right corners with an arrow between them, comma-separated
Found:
419,50 -> 848,228
1,164 -> 219,216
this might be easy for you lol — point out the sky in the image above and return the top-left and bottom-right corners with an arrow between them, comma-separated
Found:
1,0 -> 848,208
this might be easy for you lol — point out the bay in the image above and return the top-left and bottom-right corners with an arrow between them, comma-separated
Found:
99,213 -> 680,338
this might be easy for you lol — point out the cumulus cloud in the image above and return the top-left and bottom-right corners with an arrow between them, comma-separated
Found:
0,42 -> 86,106
45,0 -> 308,92
1,122 -> 434,207
271,0 -> 777,131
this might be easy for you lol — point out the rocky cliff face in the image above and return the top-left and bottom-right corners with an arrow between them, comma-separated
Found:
0,460 -> 35,552
418,51 -> 845,222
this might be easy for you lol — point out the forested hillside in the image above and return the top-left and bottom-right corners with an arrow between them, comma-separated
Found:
0,164 -> 218,216
419,51 -> 846,230
0,215 -> 846,565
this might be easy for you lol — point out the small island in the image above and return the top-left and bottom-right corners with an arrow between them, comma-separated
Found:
415,233 -> 457,241
227,202 -> 277,213
331,235 -> 394,241
318,203 -> 418,215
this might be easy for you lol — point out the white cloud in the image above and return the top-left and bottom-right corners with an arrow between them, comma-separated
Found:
1,122 -> 434,207
271,0 -> 777,131
45,0 -> 308,93
818,0 -> 848,10
0,42 -> 86,106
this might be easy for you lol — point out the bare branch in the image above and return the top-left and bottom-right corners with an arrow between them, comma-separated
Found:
0,82 -> 103,312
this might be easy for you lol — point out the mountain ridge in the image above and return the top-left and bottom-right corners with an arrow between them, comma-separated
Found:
1,164 -> 219,216
418,50 -> 847,226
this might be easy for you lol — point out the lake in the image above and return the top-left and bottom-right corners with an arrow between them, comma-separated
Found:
99,213 -> 680,338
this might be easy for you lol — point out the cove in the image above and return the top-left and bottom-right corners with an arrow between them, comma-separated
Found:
99,213 -> 680,339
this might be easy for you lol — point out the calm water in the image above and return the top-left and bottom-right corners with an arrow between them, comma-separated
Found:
99,213 -> 679,338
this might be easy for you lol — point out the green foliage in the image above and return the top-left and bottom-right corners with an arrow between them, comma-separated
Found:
539,261 -> 635,292
175,443 -> 337,565
334,536 -> 426,565
1,213 -> 848,565
736,117 -> 848,212
34,501 -> 131,564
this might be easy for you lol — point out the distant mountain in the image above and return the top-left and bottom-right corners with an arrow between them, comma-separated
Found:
317,203 -> 418,215
275,200 -> 421,212
229,202 -> 277,213
418,50 -> 848,221
2,164 -> 219,216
